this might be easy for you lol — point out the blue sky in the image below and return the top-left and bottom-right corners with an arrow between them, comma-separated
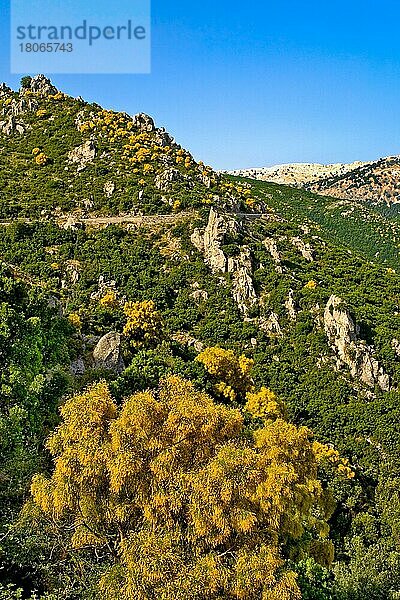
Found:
1,0 -> 400,170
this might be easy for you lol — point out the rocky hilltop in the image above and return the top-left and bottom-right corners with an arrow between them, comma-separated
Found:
227,155 -> 400,205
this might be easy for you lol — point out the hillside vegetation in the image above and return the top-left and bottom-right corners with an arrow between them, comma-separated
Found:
0,76 -> 400,599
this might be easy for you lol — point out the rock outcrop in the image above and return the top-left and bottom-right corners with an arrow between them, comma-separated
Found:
227,247 -> 257,314
263,237 -> 283,273
22,74 -> 58,96
103,181 -> 115,198
285,289 -> 297,319
191,207 -> 236,273
2,97 -> 38,117
155,168 -> 183,192
0,116 -> 28,135
0,83 -> 11,98
191,209 -> 257,313
260,313 -> 283,336
133,113 -> 155,133
291,237 -> 314,261
324,295 -> 389,391
68,140 -> 96,171
93,331 -> 125,373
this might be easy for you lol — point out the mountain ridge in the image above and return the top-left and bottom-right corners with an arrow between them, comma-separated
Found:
226,154 -> 400,206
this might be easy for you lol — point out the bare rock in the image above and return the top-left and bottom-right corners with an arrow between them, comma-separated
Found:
190,229 -> 205,253
23,74 -> 58,96
155,168 -> 183,192
104,181 -> 115,198
324,295 -> 389,391
0,116 -> 28,135
291,237 -> 314,261
68,140 -> 96,171
260,313 -> 283,336
63,216 -> 81,231
155,128 -> 174,147
263,237 -> 283,273
0,83 -> 11,98
3,97 -> 38,117
93,332 -> 125,373
133,113 -> 155,132
190,282 -> 208,303
228,247 -> 257,314
285,289 -> 297,319
392,338 -> 400,357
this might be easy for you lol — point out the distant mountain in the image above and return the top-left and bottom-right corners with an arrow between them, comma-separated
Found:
227,155 -> 400,205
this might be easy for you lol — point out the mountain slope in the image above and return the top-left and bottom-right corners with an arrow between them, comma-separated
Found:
228,155 -> 400,206
1,76 -> 400,598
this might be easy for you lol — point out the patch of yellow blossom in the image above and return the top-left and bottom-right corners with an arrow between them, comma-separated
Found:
123,300 -> 162,348
29,374 -> 336,599
313,440 -> 355,479
305,280 -> 317,290
34,152 -> 49,166
99,290 -> 120,310
245,387 -> 286,422
196,346 -> 254,401
68,313 -> 82,329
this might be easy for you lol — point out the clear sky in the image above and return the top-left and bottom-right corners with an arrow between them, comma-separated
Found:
1,0 -> 400,170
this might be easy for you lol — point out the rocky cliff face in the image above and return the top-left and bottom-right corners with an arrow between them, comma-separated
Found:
324,295 -> 390,391
191,208 -> 257,313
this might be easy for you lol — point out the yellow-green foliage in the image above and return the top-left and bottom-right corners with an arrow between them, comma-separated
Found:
68,312 -> 82,329
123,300 -> 162,348
30,376 -> 335,600
34,151 -> 49,166
99,290 -> 120,310
245,387 -> 286,422
196,346 -> 254,401
313,440 -> 355,480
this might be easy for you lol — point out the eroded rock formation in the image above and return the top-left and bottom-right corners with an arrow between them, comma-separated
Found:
324,295 -> 389,390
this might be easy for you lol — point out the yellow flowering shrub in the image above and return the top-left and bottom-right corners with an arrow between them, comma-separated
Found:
99,290 -> 120,310
305,280 -> 317,290
196,346 -> 254,401
34,152 -> 49,166
123,300 -> 162,348
245,387 -> 286,422
68,313 -> 82,329
313,441 -> 355,479
29,376 -> 336,600
31,147 -> 41,156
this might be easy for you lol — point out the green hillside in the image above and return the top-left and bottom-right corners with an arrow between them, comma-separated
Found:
1,76 -> 400,599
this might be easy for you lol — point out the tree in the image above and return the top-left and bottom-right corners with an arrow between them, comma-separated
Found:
20,76 -> 32,90
29,376 -> 337,600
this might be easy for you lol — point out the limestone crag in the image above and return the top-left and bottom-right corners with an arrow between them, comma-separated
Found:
263,237 -> 283,273
227,247 -> 257,314
23,74 -> 58,96
93,331 -> 125,373
0,116 -> 28,135
68,140 -> 97,171
324,295 -> 390,391
191,208 -> 257,312
291,237 -> 314,261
